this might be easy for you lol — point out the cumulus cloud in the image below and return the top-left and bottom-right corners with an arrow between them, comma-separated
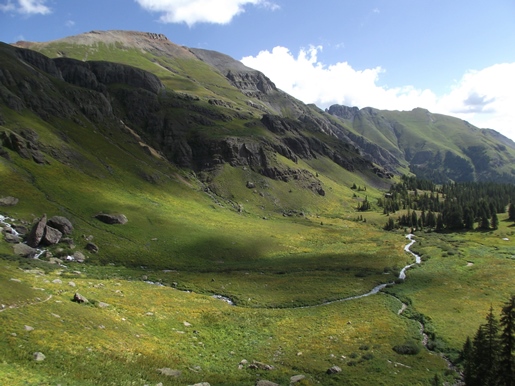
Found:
134,0 -> 277,25
0,0 -> 51,14
241,46 -> 515,140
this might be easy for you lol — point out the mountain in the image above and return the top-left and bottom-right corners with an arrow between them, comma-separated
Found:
7,29 -> 515,188
326,104 -> 515,183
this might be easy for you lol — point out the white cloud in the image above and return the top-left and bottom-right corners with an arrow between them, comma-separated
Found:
241,46 -> 515,141
0,0 -> 51,14
65,19 -> 75,28
134,0 -> 277,25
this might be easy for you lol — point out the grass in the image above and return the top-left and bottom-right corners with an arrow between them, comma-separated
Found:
0,257 -> 449,386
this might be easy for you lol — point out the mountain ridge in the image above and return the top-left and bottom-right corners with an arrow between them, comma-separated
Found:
4,29 -> 515,185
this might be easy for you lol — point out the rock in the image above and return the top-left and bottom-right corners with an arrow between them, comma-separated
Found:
25,325 -> 34,331
42,226 -> 62,245
246,181 -> 256,188
12,224 -> 28,235
248,361 -> 274,370
85,242 -> 99,253
97,302 -> 109,308
326,365 -> 342,374
95,213 -> 128,225
256,381 -> 279,386
290,375 -> 306,383
0,196 -> 19,206
47,216 -> 73,235
73,292 -> 89,304
52,279 -> 62,284
27,215 -> 48,247
13,243 -> 37,258
3,232 -> 20,243
183,321 -> 192,327
33,352 -> 46,361
157,368 -> 181,377
189,383 -> 210,386
68,281 -> 76,287
73,251 -> 86,263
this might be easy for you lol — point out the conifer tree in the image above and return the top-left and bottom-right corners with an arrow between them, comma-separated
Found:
500,295 -> 515,386
491,212 -> 499,230
509,203 -> 515,222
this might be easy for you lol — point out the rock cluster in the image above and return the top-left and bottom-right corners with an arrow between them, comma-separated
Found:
26,214 -> 74,248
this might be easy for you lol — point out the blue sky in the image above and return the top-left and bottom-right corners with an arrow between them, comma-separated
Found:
1,0 -> 515,140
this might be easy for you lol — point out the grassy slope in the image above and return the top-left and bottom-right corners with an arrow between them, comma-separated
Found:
1,39 -> 514,385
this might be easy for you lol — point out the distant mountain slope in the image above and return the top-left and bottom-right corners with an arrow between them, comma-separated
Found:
327,105 -> 515,183
5,29 -> 515,185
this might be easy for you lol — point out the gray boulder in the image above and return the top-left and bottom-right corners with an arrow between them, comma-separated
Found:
3,232 -> 20,243
157,368 -> 181,377
290,375 -> 306,383
85,242 -> 99,253
42,226 -> 62,246
95,213 -> 128,225
72,251 -> 86,263
0,196 -> 19,206
326,365 -> 342,374
26,215 -> 47,247
13,243 -> 37,258
33,352 -> 46,362
256,381 -> 279,386
73,292 -> 88,303
47,216 -> 73,235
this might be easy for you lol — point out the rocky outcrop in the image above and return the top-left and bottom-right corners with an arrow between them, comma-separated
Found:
0,129 -> 46,164
54,58 -> 164,95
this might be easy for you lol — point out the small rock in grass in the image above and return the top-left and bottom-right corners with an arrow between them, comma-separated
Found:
52,279 -> 62,284
157,368 -> 181,377
24,325 -> 34,331
68,281 -> 76,287
73,292 -> 88,304
97,302 -> 109,308
256,381 -> 279,386
327,365 -> 342,374
183,321 -> 192,327
33,352 -> 46,362
290,374 -> 306,383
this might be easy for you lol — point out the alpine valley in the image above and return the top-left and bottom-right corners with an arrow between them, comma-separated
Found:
1,30 -> 514,386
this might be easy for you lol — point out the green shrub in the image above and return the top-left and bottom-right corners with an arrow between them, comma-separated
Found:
392,341 -> 421,355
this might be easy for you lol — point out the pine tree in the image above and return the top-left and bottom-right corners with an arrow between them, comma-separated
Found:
462,336 -> 475,386
491,212 -> 499,230
482,306 -> 501,385
500,295 -> 515,386
509,203 -> 515,221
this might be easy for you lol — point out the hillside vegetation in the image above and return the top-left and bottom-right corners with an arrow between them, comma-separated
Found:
1,30 -> 515,385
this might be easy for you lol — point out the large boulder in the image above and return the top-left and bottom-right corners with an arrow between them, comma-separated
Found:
95,213 -> 128,225
13,243 -> 37,258
47,216 -> 73,235
26,215 -> 47,247
42,226 -> 62,246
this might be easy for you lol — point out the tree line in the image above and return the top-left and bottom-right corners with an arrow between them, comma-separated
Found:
460,296 -> 515,386
381,176 -> 515,232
